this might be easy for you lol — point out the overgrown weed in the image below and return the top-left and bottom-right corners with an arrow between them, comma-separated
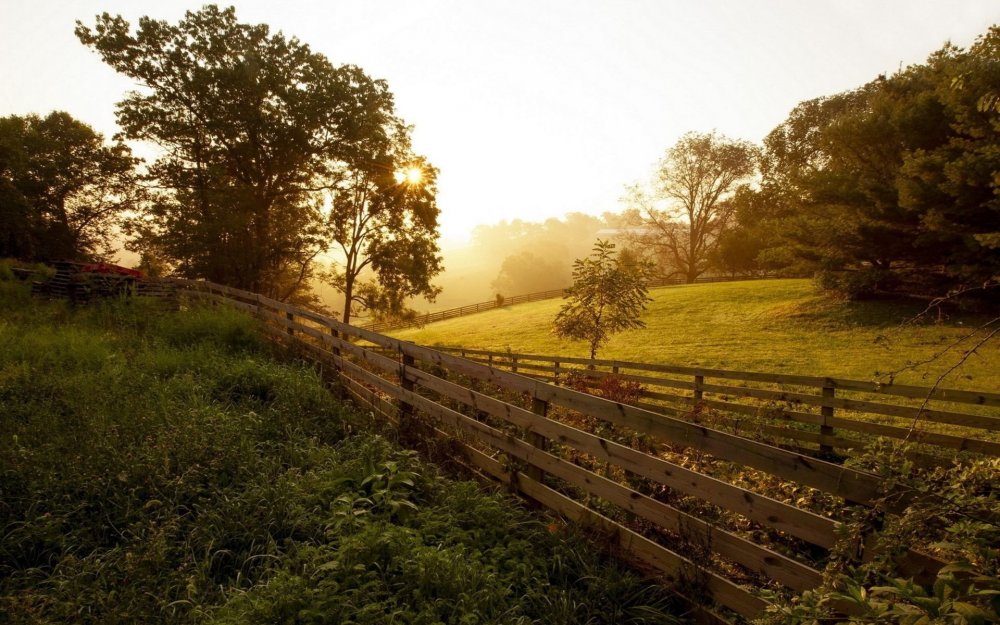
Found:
0,289 -> 682,624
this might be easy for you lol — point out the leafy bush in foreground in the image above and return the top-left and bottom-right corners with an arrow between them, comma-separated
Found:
0,294 -> 680,624
766,448 -> 1000,625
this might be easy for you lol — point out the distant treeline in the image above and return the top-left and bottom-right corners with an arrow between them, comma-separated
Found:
442,26 -> 1000,307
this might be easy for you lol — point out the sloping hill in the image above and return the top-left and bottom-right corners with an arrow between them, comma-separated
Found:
391,279 -> 1000,389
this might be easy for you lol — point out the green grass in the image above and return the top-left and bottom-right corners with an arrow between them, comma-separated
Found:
392,279 -> 1000,390
0,278 -> 680,625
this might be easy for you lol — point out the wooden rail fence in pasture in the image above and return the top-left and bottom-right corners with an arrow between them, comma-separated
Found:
171,279 -> 976,622
364,274 -> 780,333
435,348 -> 1000,463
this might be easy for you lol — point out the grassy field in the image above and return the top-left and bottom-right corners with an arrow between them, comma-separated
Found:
0,278 -> 679,625
392,279 -> 1000,390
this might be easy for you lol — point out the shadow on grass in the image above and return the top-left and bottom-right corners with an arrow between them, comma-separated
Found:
761,294 -> 987,329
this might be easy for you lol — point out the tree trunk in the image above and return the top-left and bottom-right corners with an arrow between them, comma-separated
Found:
342,273 -> 354,326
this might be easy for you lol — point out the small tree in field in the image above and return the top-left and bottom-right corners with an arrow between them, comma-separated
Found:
553,240 -> 654,360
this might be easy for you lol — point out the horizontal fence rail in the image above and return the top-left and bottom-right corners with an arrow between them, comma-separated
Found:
170,279 -> 963,622
365,273 -> 780,333
431,348 -> 1000,462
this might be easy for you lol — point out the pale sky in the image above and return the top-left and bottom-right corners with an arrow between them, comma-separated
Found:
2,1 -> 998,244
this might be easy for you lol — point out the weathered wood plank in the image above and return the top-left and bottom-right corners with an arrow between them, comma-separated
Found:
201,287 -> 888,503
440,435 -> 739,625
696,382 -> 1000,431
471,351 -> 1000,453
333,322 -> 889,503
403,365 -> 840,548
512,468 -> 771,619
406,381 -> 823,591
436,347 -> 1000,407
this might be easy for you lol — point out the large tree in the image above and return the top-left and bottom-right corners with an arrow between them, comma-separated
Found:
0,112 -> 139,262
553,240 -> 653,360
624,131 -> 757,283
77,5 -> 397,299
326,127 -> 442,325
759,27 -> 1000,298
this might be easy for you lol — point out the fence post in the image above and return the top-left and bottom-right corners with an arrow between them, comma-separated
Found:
820,383 -> 835,454
553,361 -> 561,385
612,364 -> 620,374
285,311 -> 294,337
330,327 -> 341,360
400,353 -> 416,424
329,326 -> 347,399
525,397 -> 549,483
694,374 -> 704,403
488,353 -> 493,368
511,356 -> 518,374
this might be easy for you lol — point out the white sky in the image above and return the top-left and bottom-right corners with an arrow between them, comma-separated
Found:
2,1 -> 998,244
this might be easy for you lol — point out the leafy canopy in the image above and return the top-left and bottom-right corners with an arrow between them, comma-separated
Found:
757,26 -> 1000,298
624,131 -> 757,283
326,129 -> 442,325
0,111 -> 139,262
76,5 -> 399,300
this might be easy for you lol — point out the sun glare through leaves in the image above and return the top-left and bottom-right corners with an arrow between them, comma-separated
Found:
395,166 -> 423,185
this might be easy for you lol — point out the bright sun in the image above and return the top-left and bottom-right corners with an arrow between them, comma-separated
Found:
395,166 -> 423,184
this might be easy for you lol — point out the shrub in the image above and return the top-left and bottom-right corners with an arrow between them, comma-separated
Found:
767,451 -> 1000,625
563,371 -> 645,405
815,268 -> 896,300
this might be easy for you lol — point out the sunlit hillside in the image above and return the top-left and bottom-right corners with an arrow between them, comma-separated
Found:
391,279 -> 1000,389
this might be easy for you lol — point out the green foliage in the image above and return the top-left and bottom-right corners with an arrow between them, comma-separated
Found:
0,304 -> 350,623
778,569 -> 1000,625
0,261 -> 47,311
815,268 -> 897,301
0,111 -> 140,261
76,5 -> 401,300
209,476 -> 680,625
757,26 -> 1000,299
766,454 -> 1000,625
0,300 -> 680,624
153,305 -> 266,353
553,240 -> 654,359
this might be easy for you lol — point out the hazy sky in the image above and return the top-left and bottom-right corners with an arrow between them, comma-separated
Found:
2,1 -> 998,243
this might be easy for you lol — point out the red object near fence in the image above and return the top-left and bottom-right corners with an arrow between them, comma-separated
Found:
81,263 -> 144,279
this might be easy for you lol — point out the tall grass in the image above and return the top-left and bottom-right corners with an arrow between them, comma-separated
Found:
0,279 -> 681,624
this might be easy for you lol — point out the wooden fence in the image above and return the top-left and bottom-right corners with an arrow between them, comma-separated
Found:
172,279 -> 973,623
433,348 -> 1000,462
364,274 -> 779,333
